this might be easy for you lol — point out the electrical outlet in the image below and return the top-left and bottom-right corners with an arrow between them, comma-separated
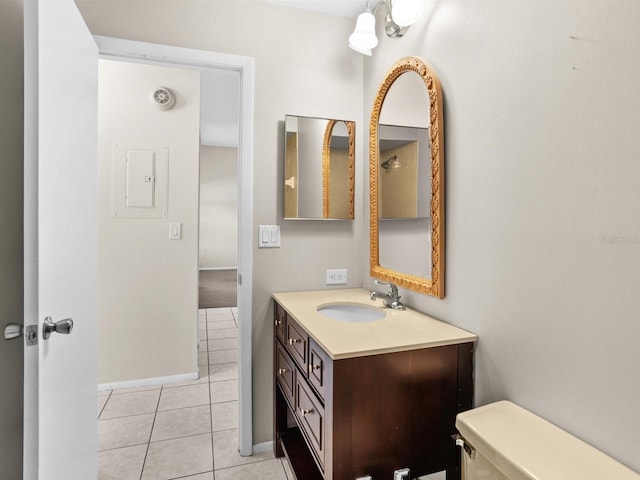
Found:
326,269 -> 347,285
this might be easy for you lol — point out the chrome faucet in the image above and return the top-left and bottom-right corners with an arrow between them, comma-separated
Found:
370,280 -> 406,310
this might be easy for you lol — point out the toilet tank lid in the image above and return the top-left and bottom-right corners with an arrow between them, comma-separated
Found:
455,401 -> 639,480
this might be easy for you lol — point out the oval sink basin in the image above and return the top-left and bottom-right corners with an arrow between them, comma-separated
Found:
317,303 -> 386,323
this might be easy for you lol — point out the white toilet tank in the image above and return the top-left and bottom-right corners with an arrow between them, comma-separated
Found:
455,401 -> 639,480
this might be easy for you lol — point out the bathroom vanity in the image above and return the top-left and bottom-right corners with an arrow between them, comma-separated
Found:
272,289 -> 477,480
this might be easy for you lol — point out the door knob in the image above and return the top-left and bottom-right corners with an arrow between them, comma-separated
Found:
4,323 -> 23,340
42,316 -> 74,340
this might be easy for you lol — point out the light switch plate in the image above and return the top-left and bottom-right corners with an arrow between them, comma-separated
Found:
169,222 -> 182,240
258,225 -> 280,248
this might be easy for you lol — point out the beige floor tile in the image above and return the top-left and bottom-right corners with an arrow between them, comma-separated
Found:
110,384 -> 161,395
211,401 -> 238,432
98,444 -> 147,480
208,349 -> 237,365
198,351 -> 209,366
158,383 -> 210,411
162,367 -> 208,389
210,379 -> 238,404
210,363 -> 238,382
100,389 -> 160,420
181,473 -> 214,480
97,394 -> 110,418
215,458 -> 288,480
206,312 -> 234,322
208,338 -> 237,351
207,328 -> 238,340
207,320 -> 237,330
141,433 -> 213,480
98,413 -> 154,451
151,405 -> 211,442
213,429 -> 274,469
206,307 -> 234,315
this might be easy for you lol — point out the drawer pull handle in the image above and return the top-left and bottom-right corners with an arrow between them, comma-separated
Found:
288,338 -> 301,345
309,364 -> 321,372
278,368 -> 288,375
275,319 -> 282,326
300,408 -> 314,416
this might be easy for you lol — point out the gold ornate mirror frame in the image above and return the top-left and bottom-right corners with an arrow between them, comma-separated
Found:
370,56 -> 445,298
322,120 -> 355,219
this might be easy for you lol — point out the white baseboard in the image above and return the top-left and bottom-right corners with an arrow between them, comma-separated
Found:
252,440 -> 273,454
199,266 -> 238,271
98,370 -> 199,391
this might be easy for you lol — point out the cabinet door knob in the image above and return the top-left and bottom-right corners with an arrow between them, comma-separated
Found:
288,338 -> 300,345
274,319 -> 282,326
309,364 -> 321,372
300,408 -> 314,417
278,368 -> 288,375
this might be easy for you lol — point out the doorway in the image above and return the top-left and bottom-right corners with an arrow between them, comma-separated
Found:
96,36 -> 254,456
198,67 -> 240,310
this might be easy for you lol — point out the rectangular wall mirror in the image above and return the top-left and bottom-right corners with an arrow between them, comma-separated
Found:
284,114 -> 355,220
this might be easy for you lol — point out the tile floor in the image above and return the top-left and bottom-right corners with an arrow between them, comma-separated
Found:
97,307 -> 293,480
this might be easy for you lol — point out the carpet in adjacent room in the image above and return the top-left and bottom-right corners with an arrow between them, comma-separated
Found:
199,269 -> 237,308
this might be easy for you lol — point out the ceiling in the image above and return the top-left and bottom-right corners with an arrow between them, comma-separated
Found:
264,0 -> 366,19
201,0 -> 368,148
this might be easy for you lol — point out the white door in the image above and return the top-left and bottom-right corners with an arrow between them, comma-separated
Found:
24,0 -> 99,478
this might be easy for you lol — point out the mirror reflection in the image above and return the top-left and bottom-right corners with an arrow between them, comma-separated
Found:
378,124 -> 430,219
370,57 -> 445,298
284,115 -> 355,220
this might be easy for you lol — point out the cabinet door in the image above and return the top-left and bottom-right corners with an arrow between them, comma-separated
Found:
285,317 -> 308,372
275,342 -> 296,408
274,302 -> 286,344
296,376 -> 325,468
308,338 -> 331,401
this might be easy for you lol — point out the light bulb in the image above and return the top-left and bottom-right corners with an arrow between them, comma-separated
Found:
348,10 -> 378,51
391,0 -> 424,27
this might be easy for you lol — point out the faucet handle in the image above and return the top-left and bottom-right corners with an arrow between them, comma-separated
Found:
374,279 -> 398,296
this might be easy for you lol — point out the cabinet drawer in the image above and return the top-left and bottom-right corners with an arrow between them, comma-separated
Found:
274,302 -> 286,344
296,376 -> 325,467
285,317 -> 308,372
308,338 -> 330,401
275,342 -> 296,408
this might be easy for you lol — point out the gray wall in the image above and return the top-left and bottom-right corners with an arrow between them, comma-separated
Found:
363,0 -> 640,471
199,146 -> 238,269
75,0 -> 365,445
75,1 -> 640,471
0,0 -> 24,477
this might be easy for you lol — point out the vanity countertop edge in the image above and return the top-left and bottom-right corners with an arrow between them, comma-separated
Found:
272,288 -> 477,360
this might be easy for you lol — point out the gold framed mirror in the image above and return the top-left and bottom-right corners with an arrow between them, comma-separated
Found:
284,115 -> 355,220
323,119 -> 355,219
369,56 -> 445,298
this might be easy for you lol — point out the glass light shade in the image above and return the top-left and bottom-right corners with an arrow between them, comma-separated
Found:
348,11 -> 378,50
348,43 -> 373,56
391,0 -> 424,27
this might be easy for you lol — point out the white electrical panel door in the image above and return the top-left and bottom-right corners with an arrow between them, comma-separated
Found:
126,150 -> 155,208
111,144 -> 169,218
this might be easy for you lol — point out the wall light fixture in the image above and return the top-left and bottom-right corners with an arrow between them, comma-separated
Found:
349,0 -> 424,55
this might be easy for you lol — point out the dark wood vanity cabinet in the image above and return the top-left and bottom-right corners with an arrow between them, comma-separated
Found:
273,300 -> 474,480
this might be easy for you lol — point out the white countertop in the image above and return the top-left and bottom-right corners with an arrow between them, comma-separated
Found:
272,288 -> 477,360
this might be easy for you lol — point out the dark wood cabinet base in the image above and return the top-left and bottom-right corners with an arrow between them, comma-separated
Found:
273,300 -> 473,480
